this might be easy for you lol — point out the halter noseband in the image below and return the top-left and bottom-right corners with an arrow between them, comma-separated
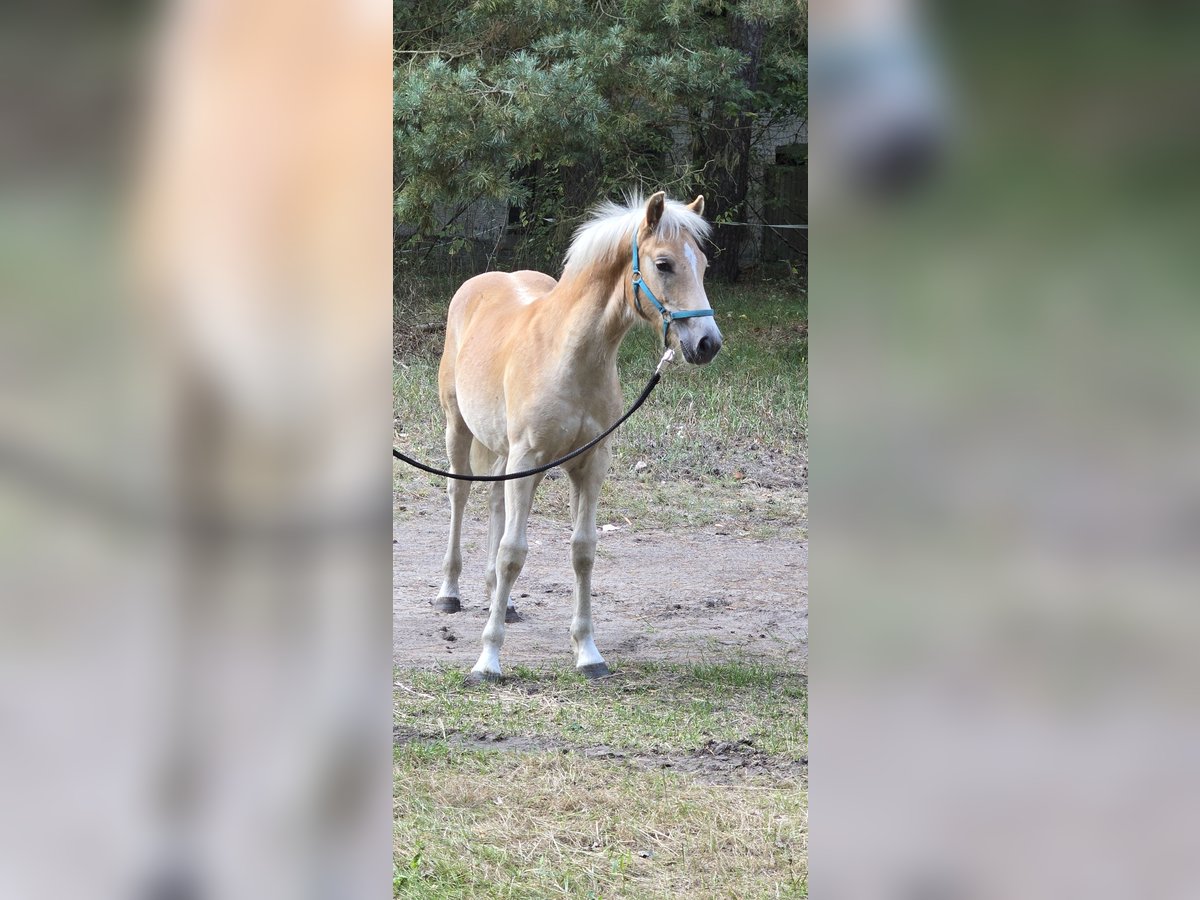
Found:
631,230 -> 715,346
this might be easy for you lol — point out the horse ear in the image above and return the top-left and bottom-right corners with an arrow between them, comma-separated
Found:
687,194 -> 705,216
644,191 -> 666,231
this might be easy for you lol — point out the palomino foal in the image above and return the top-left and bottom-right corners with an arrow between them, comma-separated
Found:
435,191 -> 723,682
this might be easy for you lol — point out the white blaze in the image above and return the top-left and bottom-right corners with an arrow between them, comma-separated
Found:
684,242 -> 700,282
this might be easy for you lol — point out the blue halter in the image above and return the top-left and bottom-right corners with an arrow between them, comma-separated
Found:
631,231 -> 715,346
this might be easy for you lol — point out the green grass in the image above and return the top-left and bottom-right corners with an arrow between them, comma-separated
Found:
394,660 -> 808,899
394,275 -> 807,534
395,660 -> 807,760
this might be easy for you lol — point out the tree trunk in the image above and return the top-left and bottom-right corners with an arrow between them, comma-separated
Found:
697,14 -> 766,282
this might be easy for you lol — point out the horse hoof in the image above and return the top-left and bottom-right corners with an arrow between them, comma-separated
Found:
577,662 -> 611,680
434,596 -> 461,614
464,670 -> 503,686
505,605 -> 522,624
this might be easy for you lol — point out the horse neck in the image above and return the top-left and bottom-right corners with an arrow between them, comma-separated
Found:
547,257 -> 638,373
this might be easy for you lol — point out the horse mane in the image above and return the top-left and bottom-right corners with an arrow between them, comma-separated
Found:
562,191 -> 711,279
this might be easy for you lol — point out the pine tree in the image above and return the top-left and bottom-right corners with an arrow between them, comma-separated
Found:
395,0 -> 806,278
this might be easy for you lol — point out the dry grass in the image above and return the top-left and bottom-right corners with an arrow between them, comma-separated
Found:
394,745 -> 807,898
395,463 -> 808,542
394,662 -> 808,897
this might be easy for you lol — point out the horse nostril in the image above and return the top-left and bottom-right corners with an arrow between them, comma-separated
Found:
695,334 -> 721,362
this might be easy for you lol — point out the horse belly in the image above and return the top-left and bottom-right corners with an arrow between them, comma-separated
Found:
452,340 -> 510,456
458,393 -> 508,457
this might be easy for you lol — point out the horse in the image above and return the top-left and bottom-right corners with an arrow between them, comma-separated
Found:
433,190 -> 723,683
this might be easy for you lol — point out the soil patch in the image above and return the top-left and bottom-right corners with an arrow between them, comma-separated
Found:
394,498 -> 807,672
394,726 -> 807,785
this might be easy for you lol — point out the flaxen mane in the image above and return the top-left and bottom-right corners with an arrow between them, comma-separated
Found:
562,192 -> 711,279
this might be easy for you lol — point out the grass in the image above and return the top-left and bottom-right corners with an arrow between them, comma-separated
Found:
396,660 -> 807,760
393,749 -> 807,899
394,661 -> 808,899
394,274 -> 807,535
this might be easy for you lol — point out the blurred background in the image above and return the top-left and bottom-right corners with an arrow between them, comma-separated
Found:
814,0 -> 1200,897
1,0 -> 392,898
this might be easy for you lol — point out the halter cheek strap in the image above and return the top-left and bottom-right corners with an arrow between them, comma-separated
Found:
631,231 -> 715,345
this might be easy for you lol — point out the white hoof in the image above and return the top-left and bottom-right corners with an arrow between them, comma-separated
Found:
573,636 -> 605,670
470,646 -> 502,682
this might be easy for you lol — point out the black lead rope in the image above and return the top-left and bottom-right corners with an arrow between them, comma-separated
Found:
392,352 -> 672,482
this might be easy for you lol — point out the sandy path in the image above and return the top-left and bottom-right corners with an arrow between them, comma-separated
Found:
394,500 -> 807,673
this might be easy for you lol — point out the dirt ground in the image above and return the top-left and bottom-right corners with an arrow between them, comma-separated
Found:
394,724 -> 806,785
394,498 -> 808,673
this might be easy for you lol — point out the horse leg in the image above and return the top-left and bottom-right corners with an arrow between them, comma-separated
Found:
435,414 -> 473,613
567,446 -> 611,678
468,460 -> 542,683
482,477 -> 522,624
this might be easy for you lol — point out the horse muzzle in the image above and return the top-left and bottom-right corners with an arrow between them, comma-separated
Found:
679,319 -> 723,365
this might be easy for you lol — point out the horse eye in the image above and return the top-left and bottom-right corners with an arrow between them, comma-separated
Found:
655,260 -> 673,273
